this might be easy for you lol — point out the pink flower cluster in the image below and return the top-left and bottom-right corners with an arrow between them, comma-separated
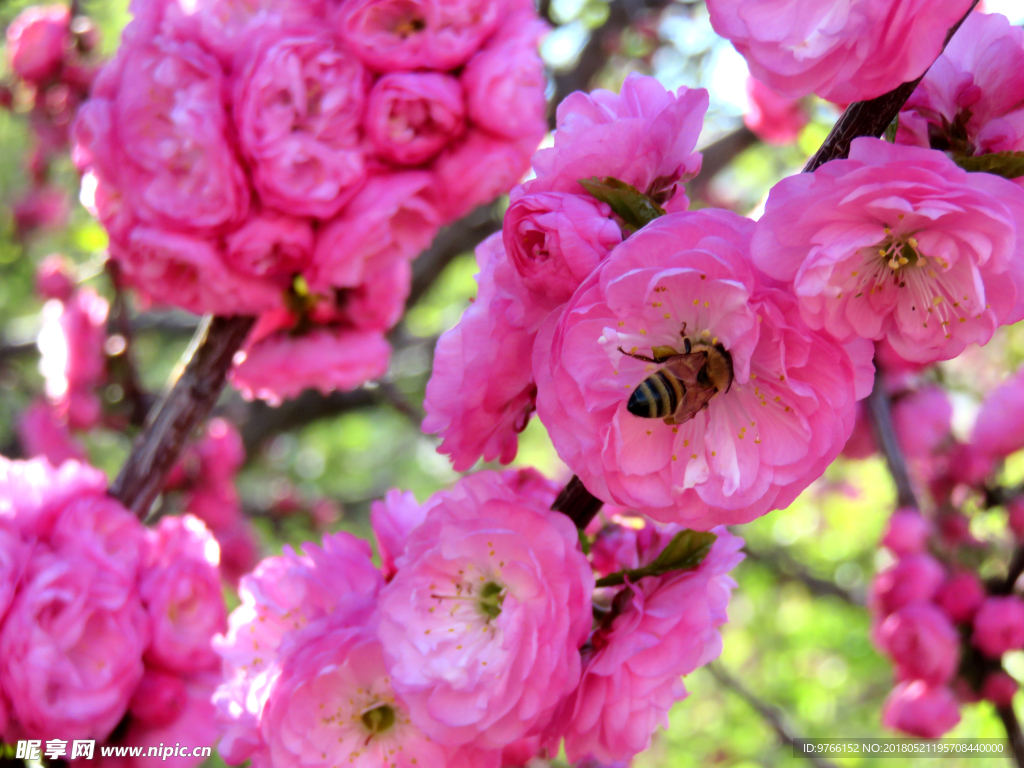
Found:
0,457 -> 225,765
871,507 -> 1023,738
707,0 -> 975,104
164,418 -> 260,585
743,77 -> 809,146
73,0 -> 548,404
18,256 -> 108,465
214,469 -> 743,767
898,12 -> 1024,170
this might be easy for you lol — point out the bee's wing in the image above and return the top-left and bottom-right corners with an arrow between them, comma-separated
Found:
661,352 -> 706,385
670,383 -> 718,424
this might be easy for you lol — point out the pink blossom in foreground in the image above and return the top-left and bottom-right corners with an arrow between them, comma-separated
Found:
6,5 -> 70,84
972,368 -> 1024,458
230,327 -> 391,406
552,529 -> 743,763
364,72 -> 466,166
529,73 -> 706,208
744,77 -> 808,145
752,138 -> 1024,363
898,12 -> 1024,160
935,571 -> 985,624
213,532 -> 382,763
370,489 -> 428,580
0,457 -> 107,540
870,554 -> 945,619
423,234 -> 541,470
234,29 -> 366,219
875,603 -> 959,685
707,0 -> 975,103
881,509 -> 931,557
377,470 -> 594,749
973,596 -> 1024,658
140,516 -> 226,674
338,0 -> 502,72
260,614 -> 496,768
535,209 -> 871,526
882,681 -> 961,738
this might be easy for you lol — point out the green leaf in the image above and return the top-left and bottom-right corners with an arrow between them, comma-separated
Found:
954,151 -> 1024,180
884,114 -> 899,144
595,529 -> 717,588
578,176 -> 666,231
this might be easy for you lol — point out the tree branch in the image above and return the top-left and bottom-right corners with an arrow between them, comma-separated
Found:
865,366 -> 918,510
743,543 -> 862,606
997,704 -> 1024,768
110,315 -> 255,517
803,0 -> 980,172
551,475 -> 603,529
707,663 -> 840,768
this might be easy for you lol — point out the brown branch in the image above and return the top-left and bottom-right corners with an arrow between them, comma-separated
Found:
110,315 -> 254,517
865,366 -> 918,509
104,261 -> 150,427
997,705 -> 1024,768
803,0 -> 980,172
551,475 -> 603,529
743,543 -> 862,606
707,663 -> 840,768
688,127 -> 759,202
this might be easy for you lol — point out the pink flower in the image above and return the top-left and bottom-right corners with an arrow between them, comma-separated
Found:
870,554 -> 945,618
935,570 -> 985,624
1010,498 -> 1024,540
338,0 -> 502,72
461,19 -> 547,140
35,254 -> 74,301
707,0 -> 975,103
224,212 -> 312,281
423,234 -> 540,470
0,548 -> 148,741
309,172 -> 438,292
982,672 -> 1019,707
73,34 -> 250,233
0,524 -> 27,624
875,603 -> 959,685
752,138 -> 1024,363
535,209 -> 871,526
503,192 -> 622,310
16,399 -> 86,466
973,368 -> 1024,458
743,77 -> 808,145
214,520 -> 261,587
213,532 -> 381,763
552,529 -> 744,764
195,417 -> 245,486
893,386 -> 952,458
973,596 -> 1024,658
881,509 -> 931,557
184,482 -> 242,532
48,495 -> 147,588
898,12 -> 1024,159
882,681 -> 960,738
370,489 -> 428,580
260,615 -> 495,768
113,227 -> 282,316
13,186 -> 69,236
140,516 -> 226,674
0,456 -> 107,540
234,29 -> 367,219
429,129 -> 539,223
6,5 -> 69,83
531,73 -> 706,208
364,72 -> 466,165
129,669 -> 188,728
377,470 -> 594,749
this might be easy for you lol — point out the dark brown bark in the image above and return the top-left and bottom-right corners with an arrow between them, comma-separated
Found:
551,475 -> 604,529
865,366 -> 919,510
110,315 -> 255,517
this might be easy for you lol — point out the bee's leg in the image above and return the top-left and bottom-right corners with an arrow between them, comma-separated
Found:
617,346 -> 660,364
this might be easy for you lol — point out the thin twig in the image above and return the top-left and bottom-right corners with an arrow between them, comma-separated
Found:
707,663 -> 839,768
997,705 -> 1024,768
110,315 -> 255,517
743,543 -> 862,606
865,366 -> 918,510
104,261 -> 150,427
803,0 -> 980,172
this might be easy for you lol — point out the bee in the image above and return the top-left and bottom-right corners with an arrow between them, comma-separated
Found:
619,327 -> 734,425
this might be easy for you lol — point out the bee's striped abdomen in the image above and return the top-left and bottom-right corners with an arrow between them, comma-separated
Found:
627,369 -> 685,418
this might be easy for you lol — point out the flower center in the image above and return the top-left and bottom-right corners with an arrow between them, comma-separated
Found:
360,704 -> 396,737
477,580 -> 505,621
876,231 -> 923,274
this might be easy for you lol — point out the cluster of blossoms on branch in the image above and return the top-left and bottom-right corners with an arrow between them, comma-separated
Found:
213,468 -> 742,767
71,0 -> 548,404
0,457 -> 226,764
